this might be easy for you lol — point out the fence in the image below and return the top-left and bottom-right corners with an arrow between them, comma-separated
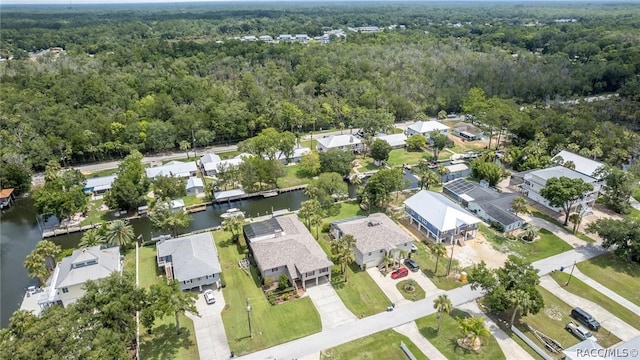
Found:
400,341 -> 417,360
510,326 -> 553,360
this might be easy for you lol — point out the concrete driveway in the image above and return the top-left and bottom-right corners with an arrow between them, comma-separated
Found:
367,265 -> 445,307
187,287 -> 231,360
305,282 -> 357,329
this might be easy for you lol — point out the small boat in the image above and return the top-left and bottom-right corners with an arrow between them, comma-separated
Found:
262,191 -> 278,198
221,208 -> 245,219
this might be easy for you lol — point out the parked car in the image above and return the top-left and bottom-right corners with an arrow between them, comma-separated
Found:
391,267 -> 409,279
203,289 -> 216,305
566,321 -> 597,342
404,259 -> 420,272
410,244 -> 418,253
571,307 -> 600,331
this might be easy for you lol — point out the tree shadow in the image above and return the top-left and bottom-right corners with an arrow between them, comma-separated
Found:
140,324 -> 195,360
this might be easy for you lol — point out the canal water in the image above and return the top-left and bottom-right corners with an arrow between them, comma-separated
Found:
0,171 -> 418,327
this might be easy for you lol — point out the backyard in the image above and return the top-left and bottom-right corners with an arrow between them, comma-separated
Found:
479,225 -> 573,263
576,253 -> 640,307
80,198 -> 111,226
415,309 -> 505,360
276,164 -> 310,188
215,230 -> 322,355
320,329 -> 427,360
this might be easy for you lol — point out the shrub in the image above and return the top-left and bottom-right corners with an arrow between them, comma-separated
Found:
264,276 -> 274,288
278,274 -> 289,290
321,222 -> 331,233
282,293 -> 290,301
220,273 -> 227,288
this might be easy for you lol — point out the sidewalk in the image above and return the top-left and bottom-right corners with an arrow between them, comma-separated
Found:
539,276 -> 640,342
458,302 -> 534,360
393,322 -> 447,360
571,267 -> 640,316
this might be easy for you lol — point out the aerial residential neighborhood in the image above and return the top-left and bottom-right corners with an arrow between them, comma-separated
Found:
2,2 -> 640,360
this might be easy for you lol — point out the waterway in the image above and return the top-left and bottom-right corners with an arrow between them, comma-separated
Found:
0,170 -> 419,327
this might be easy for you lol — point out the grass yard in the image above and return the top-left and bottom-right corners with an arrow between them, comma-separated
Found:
182,194 -> 207,207
479,225 -> 572,263
386,149 -> 430,167
513,287 -> 621,358
320,329 -> 427,360
550,271 -> 640,330
219,150 -> 242,159
277,164 -> 310,188
162,156 -> 195,165
396,279 -> 426,301
415,309 -> 505,360
215,230 -> 322,355
353,156 -> 380,172
324,201 -> 371,224
577,253 -> 640,307
632,186 -> 640,203
316,235 -> 390,317
80,198 -> 110,226
84,168 -> 119,177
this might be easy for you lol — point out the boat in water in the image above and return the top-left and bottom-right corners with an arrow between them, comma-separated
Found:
220,208 -> 245,219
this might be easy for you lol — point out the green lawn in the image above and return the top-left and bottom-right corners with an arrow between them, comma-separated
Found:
632,186 -> 640,203
415,309 -> 505,360
386,149 -> 430,167
83,168 -> 119,177
162,156 -> 194,164
316,235 -> 390,318
577,253 -> 640,307
277,164 -> 310,188
325,201 -> 370,224
353,156 -> 380,173
80,198 -> 110,226
215,230 -> 322,355
219,150 -> 242,160
629,207 -> 640,221
181,194 -> 207,207
479,225 -> 572,263
396,279 -> 426,301
512,287 -> 621,358
320,329 -> 427,360
550,271 -> 640,330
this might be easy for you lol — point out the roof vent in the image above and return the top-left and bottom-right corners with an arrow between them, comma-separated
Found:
368,220 -> 381,227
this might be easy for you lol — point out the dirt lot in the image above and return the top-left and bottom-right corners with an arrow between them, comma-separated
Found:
453,233 -> 508,269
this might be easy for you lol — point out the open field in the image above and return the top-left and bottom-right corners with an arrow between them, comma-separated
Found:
479,225 -> 573,263
577,253 -> 640,307
320,329 -> 427,360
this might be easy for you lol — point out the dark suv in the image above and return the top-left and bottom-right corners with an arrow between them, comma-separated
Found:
571,307 -> 600,331
404,259 -> 420,272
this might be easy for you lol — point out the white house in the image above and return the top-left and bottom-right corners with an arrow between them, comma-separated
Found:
186,177 -> 204,195
404,190 -> 481,244
316,135 -> 363,153
146,161 -> 197,179
273,145 -> 311,164
374,133 -> 407,149
553,150 -> 605,181
330,213 -> 414,269
277,34 -> 293,41
157,232 -> 222,291
405,121 -> 450,138
441,163 -> 470,182
259,35 -> 274,42
521,166 -> 601,215
83,174 -> 117,195
199,153 -> 244,176
37,246 -> 122,309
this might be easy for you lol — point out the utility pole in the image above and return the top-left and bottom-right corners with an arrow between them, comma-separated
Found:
566,261 -> 576,286
191,129 -> 197,158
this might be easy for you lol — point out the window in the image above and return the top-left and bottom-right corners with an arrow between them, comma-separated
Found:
271,267 -> 279,272
184,280 -> 192,284
320,267 -> 329,273
61,287 -> 69,294
307,271 -> 315,276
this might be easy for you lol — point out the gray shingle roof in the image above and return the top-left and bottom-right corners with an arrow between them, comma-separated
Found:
332,213 -> 413,254
55,245 -> 121,289
475,195 -> 522,226
246,215 -> 333,277
157,232 -> 221,282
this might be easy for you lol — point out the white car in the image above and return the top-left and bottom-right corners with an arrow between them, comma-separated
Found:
410,244 -> 418,252
203,289 -> 216,305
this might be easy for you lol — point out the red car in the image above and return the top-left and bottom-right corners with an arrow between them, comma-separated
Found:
391,267 -> 409,279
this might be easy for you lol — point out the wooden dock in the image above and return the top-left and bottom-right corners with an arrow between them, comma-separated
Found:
42,223 -> 101,238
213,185 -> 307,203
185,204 -> 207,213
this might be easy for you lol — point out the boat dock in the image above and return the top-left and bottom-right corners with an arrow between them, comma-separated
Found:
42,223 -> 102,239
213,185 -> 307,203
185,203 -> 207,213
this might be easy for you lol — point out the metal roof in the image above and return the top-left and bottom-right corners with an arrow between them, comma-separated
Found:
157,232 -> 221,282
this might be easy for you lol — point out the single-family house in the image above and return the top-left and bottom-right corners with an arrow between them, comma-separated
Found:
404,190 -> 481,244
453,122 -> 483,141
199,153 -> 244,176
520,166 -> 601,215
37,245 -> 122,309
443,178 -> 525,232
316,135 -> 363,153
273,145 -> 311,164
441,163 -> 470,182
241,35 -> 258,42
243,214 -> 333,289
374,133 -> 407,149
405,121 -> 450,138
553,150 -> 605,181
330,213 -> 414,269
146,161 -> 197,179
259,35 -> 274,42
156,232 -> 222,291
83,174 -> 117,195
186,177 -> 204,195
295,34 -> 310,42
563,336 -> 640,360
277,34 -> 293,41
0,188 -> 15,209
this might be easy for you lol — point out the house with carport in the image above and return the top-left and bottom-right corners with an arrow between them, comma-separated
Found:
405,120 -> 450,139
83,174 -> 117,196
156,232 -> 222,291
146,161 -> 197,179
316,135 -> 363,153
330,213 -> 414,269
243,214 -> 333,290
404,190 -> 481,244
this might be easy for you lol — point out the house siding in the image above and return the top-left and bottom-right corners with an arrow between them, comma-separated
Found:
186,185 -> 204,196
178,273 -> 220,291
260,266 -> 288,283
58,284 -> 86,307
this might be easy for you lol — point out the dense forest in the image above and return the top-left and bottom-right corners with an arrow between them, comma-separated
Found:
1,1 -> 640,176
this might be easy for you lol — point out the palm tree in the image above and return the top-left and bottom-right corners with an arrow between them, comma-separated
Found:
331,237 -> 355,282
299,199 -> 321,229
421,170 -> 441,190
104,220 -> 135,248
510,196 -> 528,216
382,253 -> 395,272
36,240 -> 62,272
433,294 -> 453,334
458,316 -> 491,351
79,227 -> 105,248
222,215 -> 245,238
508,289 -> 533,328
432,243 -> 447,275
437,165 -> 450,177
23,251 -> 50,286
152,281 -> 199,335
522,225 -> 538,242
569,212 -> 582,233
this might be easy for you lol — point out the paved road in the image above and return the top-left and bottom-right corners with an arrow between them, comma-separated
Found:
521,214 -> 593,249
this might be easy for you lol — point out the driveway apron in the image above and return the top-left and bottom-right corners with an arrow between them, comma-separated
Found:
305,282 -> 358,329
187,288 -> 231,360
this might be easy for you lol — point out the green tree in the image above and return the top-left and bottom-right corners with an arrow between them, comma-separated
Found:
306,172 -> 348,210
363,167 -> 404,208
298,199 -> 322,229
179,140 -> 191,159
540,177 -> 594,225
32,165 -> 87,221
508,289 -> 534,328
587,217 -> 640,262
149,202 -> 192,237
458,316 -> 491,350
319,149 -> 355,177
331,234 -> 355,282
239,127 -> 296,161
569,213 -> 583,233
417,169 -> 440,190
23,240 -> 61,285
222,214 -> 245,240
152,175 -> 187,201
298,151 -> 321,177
370,138 -> 392,165
79,227 -> 105,248
429,131 -> 449,160
596,166 -> 633,214
510,196 -> 528,216
0,161 -> 32,195
104,220 -> 135,249
406,135 -> 427,151
433,294 -> 453,334
432,243 -> 447,275
105,151 -> 150,211
147,280 -> 199,335
470,159 -> 503,186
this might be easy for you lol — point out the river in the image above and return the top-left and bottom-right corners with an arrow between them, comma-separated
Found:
0,171 -> 418,327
